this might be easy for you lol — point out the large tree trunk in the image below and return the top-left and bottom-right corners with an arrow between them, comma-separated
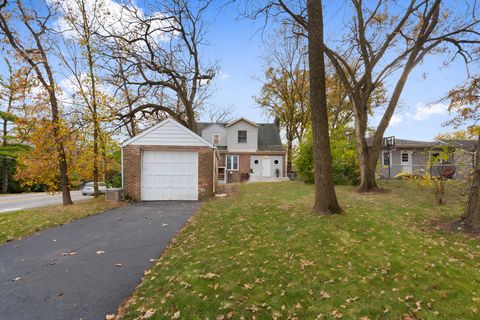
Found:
307,0 -> 341,214
462,134 -> 480,228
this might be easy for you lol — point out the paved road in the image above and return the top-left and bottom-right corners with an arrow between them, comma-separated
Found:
0,201 -> 200,320
0,191 -> 86,213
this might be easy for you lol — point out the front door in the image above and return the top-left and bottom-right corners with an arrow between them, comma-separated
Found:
262,157 -> 271,177
400,151 -> 413,174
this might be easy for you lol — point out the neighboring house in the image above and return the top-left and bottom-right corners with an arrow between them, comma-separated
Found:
121,117 -> 286,201
373,137 -> 476,179
196,117 -> 287,183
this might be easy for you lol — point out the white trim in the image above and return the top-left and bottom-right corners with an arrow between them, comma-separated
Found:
226,117 -> 258,127
226,154 -> 239,171
400,150 -> 413,165
121,118 -> 214,148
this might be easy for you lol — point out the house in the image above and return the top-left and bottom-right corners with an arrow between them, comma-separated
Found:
121,117 -> 286,201
374,137 -> 476,179
196,117 -> 287,184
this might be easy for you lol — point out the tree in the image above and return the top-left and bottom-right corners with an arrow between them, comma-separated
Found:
447,76 -> 480,228
98,0 -> 217,132
317,0 -> 480,192
0,0 -> 73,204
256,33 -> 310,173
248,0 -> 341,214
54,0 -> 108,197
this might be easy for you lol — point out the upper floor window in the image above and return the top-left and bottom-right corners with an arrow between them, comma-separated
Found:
238,130 -> 247,143
212,133 -> 220,145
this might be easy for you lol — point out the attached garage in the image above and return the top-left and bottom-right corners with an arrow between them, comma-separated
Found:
122,118 -> 218,201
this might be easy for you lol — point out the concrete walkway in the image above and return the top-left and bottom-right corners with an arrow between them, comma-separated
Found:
0,201 -> 200,320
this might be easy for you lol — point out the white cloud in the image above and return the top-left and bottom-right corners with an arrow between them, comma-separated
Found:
219,71 -> 229,80
49,0 -> 173,42
409,102 -> 448,121
389,114 -> 402,126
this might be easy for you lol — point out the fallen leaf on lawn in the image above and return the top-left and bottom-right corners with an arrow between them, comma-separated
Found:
173,310 -> 180,319
320,291 -> 331,299
216,315 -> 225,320
295,303 -> 302,310
12,277 -> 21,282
144,270 -> 151,276
345,297 -> 358,303
142,308 -> 156,319
105,314 -> 115,320
243,283 -> 253,290
96,251 -> 105,255
226,311 -> 234,319
200,272 -> 218,279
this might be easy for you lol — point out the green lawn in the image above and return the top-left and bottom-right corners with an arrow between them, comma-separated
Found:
0,198 -> 125,245
119,181 -> 480,320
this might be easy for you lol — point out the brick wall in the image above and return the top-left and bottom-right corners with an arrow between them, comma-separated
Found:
123,145 -> 216,201
219,152 -> 287,183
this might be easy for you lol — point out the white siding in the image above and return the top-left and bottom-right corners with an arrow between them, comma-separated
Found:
226,120 -> 258,152
130,121 -> 208,146
201,124 -> 227,146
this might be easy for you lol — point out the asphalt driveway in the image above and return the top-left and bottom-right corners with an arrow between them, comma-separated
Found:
0,201 -> 201,320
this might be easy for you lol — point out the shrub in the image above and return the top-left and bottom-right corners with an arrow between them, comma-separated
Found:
295,128 -> 359,185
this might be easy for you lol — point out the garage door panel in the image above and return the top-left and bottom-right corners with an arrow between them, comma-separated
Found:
141,151 -> 198,201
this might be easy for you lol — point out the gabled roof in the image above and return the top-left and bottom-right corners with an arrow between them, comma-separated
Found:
122,118 -> 214,148
196,121 -> 285,152
226,117 -> 259,127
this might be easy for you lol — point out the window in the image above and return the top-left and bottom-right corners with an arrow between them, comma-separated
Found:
238,130 -> 247,143
383,152 -> 390,166
212,133 -> 220,145
226,155 -> 239,170
401,152 -> 410,164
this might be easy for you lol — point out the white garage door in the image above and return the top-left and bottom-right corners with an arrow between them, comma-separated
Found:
141,151 -> 198,201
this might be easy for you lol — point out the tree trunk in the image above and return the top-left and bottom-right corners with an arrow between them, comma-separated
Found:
2,118 -> 8,193
462,134 -> 480,228
307,0 -> 342,214
1,159 -> 7,194
286,138 -> 293,173
50,93 -> 73,205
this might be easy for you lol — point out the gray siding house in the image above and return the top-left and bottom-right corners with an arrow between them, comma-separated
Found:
371,138 -> 477,179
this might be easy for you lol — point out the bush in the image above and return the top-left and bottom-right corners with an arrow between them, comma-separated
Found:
295,128 -> 359,185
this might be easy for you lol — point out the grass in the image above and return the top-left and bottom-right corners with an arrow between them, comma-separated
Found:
120,180 -> 480,320
0,197 -> 125,245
